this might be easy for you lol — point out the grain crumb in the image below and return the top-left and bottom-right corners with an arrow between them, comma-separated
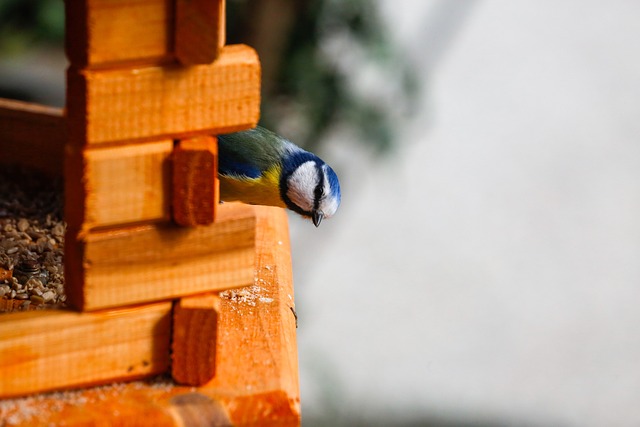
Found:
220,285 -> 267,307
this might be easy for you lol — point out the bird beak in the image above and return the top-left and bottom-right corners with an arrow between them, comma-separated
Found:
312,210 -> 324,227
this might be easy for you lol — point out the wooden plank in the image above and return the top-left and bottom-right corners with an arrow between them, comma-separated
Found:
175,0 -> 224,65
65,202 -> 257,311
65,140 -> 173,232
0,302 -> 172,398
0,98 -> 65,176
0,299 -> 40,313
66,45 -> 261,145
85,140 -> 173,228
172,136 -> 218,226
65,0 -> 174,67
0,207 -> 300,425
207,206 -> 300,412
219,0 -> 226,54
172,294 -> 219,386
0,385 -> 298,426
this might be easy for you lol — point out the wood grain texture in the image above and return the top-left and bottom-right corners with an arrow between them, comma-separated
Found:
65,0 -> 174,67
168,393 -> 231,426
207,206 -> 300,420
0,299 -> 39,313
0,302 -> 172,398
171,294 -> 219,386
175,0 -> 224,65
172,136 -> 218,226
0,207 -> 299,425
66,45 -> 261,146
0,98 -> 65,175
0,387 -> 298,426
65,202 -> 257,311
71,140 -> 173,231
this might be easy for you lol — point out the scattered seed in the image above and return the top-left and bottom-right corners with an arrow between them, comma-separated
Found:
289,306 -> 298,328
41,291 -> 55,303
17,219 -> 29,232
30,294 -> 45,305
52,223 -> 65,238
0,166 -> 65,312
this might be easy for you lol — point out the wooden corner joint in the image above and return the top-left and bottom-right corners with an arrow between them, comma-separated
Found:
172,294 -> 219,386
172,136 -> 219,226
175,0 -> 225,65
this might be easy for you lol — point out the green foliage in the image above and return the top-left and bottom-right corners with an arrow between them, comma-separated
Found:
0,0 -> 64,54
228,0 -> 418,153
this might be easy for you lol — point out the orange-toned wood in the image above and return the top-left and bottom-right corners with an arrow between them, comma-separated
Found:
0,302 -> 172,398
65,203 -> 257,311
66,45 -> 261,146
65,140 -> 173,232
0,207 -> 299,425
206,207 -> 299,409
219,0 -> 227,56
0,267 -> 11,281
172,136 -> 218,226
0,299 -> 40,313
172,294 -> 219,385
65,0 -> 174,67
175,0 -> 225,65
0,384 -> 299,426
0,380 -> 183,427
0,98 -> 65,176
0,0 -> 298,423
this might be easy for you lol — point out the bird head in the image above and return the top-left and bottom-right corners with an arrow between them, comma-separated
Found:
280,151 -> 341,227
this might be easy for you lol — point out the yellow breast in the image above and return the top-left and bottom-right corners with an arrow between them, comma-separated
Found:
219,166 -> 287,209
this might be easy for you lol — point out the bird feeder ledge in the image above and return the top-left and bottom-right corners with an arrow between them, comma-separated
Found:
0,0 -> 301,425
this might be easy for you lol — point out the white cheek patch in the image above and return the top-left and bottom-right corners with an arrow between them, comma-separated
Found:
319,166 -> 340,218
286,161 -> 318,213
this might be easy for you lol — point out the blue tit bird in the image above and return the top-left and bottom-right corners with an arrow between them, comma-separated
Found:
218,126 -> 341,227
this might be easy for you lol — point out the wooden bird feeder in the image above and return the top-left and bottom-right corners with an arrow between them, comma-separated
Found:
0,0 -> 300,425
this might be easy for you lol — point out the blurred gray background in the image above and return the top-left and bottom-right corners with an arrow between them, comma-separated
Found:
2,1 -> 640,425
291,1 -> 640,426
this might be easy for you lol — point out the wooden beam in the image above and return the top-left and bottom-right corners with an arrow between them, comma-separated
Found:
172,136 -> 218,226
65,0 -> 175,68
0,98 -> 65,176
0,299 -> 38,313
172,294 -> 219,386
0,387 -> 298,426
0,302 -> 172,398
66,45 -> 261,146
206,207 -> 299,406
175,0 -> 225,65
65,203 -> 257,311
85,140 -> 173,228
65,140 -> 174,232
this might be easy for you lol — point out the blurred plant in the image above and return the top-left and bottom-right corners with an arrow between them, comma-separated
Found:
228,0 -> 418,153
0,0 -> 64,55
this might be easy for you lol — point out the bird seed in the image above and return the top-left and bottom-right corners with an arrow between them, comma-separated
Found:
0,166 -> 65,312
